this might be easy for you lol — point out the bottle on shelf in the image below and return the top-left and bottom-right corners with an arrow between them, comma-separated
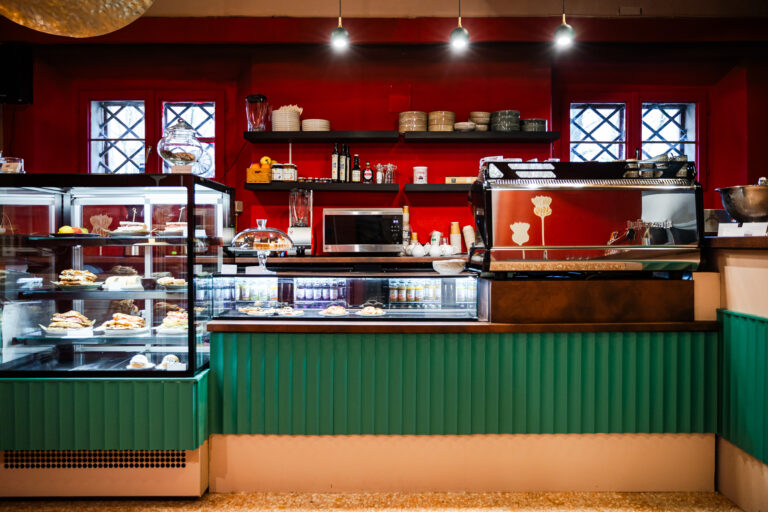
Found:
331,143 -> 339,182
402,206 -> 411,249
363,161 -> 373,184
375,163 -> 384,184
351,154 -> 361,183
345,145 -> 352,182
339,145 -> 348,183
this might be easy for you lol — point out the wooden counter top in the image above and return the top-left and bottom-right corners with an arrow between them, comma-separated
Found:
703,236 -> 768,250
207,319 -> 719,334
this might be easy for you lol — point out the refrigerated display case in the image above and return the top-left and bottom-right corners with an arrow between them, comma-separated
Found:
0,174 -> 233,376
206,273 -> 479,320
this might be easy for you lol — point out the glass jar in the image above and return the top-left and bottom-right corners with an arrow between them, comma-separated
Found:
157,120 -> 203,173
246,94 -> 271,131
282,163 -> 297,182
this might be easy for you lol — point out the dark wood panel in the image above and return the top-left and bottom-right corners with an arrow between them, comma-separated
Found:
487,280 -> 694,323
703,236 -> 768,249
207,320 -> 718,334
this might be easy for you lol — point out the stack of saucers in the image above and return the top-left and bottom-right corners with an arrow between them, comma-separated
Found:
429,111 -> 456,132
469,111 -> 491,132
272,109 -> 301,131
522,118 -> 548,132
491,110 -> 520,132
399,111 -> 427,133
301,119 -> 331,131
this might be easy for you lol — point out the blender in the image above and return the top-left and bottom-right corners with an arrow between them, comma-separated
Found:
288,188 -> 312,255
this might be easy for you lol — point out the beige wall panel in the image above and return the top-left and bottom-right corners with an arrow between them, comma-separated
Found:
693,272 -> 720,321
719,250 -> 768,317
145,0 -> 768,18
209,434 -> 714,493
718,438 -> 768,512
0,442 -> 208,497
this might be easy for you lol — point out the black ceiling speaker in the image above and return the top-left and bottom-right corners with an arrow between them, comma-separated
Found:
0,43 -> 33,104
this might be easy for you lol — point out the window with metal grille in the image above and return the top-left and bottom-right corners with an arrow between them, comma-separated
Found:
89,100 -> 145,174
569,103 -> 626,162
162,101 -> 215,178
641,103 -> 696,160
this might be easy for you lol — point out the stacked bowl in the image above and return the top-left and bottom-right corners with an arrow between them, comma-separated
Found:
491,110 -> 520,132
399,111 -> 427,133
522,119 -> 548,132
272,109 -> 301,131
301,119 -> 331,131
429,111 -> 456,132
469,111 -> 491,132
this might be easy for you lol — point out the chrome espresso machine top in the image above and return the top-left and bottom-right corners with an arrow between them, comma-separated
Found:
469,158 -> 702,274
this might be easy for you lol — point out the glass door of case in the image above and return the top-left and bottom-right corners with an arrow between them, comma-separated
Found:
0,174 -> 233,376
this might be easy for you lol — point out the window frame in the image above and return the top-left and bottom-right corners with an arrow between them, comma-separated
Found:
79,88 -> 226,178
559,87 -> 708,187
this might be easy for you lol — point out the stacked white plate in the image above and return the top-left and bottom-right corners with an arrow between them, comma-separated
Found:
272,110 -> 300,131
301,119 -> 331,131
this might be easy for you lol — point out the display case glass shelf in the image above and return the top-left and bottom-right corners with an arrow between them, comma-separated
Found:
0,174 -> 233,376
205,272 -> 479,321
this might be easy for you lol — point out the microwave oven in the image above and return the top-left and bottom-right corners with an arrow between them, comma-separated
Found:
323,208 -> 404,253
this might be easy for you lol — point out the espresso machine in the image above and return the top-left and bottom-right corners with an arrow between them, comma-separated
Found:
288,188 -> 312,255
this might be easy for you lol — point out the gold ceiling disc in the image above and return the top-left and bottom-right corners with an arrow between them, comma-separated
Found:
0,0 -> 154,38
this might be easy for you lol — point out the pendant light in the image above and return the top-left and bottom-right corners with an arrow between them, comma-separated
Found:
449,0 -> 469,51
330,0 -> 350,50
554,0 -> 575,48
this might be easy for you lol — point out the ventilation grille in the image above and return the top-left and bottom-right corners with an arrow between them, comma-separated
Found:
3,450 -> 186,469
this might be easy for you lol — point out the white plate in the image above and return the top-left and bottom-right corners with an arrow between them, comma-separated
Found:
40,325 -> 94,338
238,309 -> 276,317
319,310 -> 349,317
155,326 -> 188,336
126,363 -> 155,370
95,325 -> 150,336
277,309 -> 304,317
103,285 -> 144,291
53,281 -> 103,290
107,230 -> 151,236
354,310 -> 386,317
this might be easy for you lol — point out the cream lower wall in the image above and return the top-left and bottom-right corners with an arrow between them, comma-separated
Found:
0,441 -> 208,497
718,438 -> 768,512
716,249 -> 768,318
209,433 -> 714,493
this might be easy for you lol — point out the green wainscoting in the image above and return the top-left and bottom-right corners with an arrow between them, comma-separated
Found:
0,370 -> 208,451
209,332 -> 717,436
720,310 -> 768,465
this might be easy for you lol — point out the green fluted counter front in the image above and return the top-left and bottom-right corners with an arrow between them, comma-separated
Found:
0,370 -> 208,451
720,309 -> 768,465
208,328 -> 718,436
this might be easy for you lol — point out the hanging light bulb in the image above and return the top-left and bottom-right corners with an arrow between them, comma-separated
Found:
554,0 -> 575,48
330,0 -> 349,50
450,0 -> 469,51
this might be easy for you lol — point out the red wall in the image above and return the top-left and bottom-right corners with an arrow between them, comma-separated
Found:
3,25 -> 767,245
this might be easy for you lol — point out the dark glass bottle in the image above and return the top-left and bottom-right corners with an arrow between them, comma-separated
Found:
351,154 -> 361,183
331,143 -> 339,182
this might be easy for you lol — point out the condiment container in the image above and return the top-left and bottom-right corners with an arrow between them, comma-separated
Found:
450,222 -> 462,253
462,225 -> 476,252
413,166 -> 428,184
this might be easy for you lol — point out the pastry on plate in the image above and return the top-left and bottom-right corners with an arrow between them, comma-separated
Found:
320,305 -> 348,316
101,313 -> 146,330
104,275 -> 143,290
161,310 -> 188,329
58,269 -> 97,286
108,265 -> 138,275
111,221 -> 149,234
128,354 -> 153,369
277,306 -> 303,316
157,276 -> 187,287
47,310 -> 94,330
358,305 -> 386,316
237,306 -> 275,316
156,354 -> 180,370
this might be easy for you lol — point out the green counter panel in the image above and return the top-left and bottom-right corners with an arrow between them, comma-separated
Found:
720,310 -> 768,465
209,332 -> 717,435
0,370 -> 208,451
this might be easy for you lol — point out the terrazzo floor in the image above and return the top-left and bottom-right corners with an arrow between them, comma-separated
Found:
0,492 -> 741,512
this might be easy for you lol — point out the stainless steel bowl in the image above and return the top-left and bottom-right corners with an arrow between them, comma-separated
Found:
717,177 -> 768,222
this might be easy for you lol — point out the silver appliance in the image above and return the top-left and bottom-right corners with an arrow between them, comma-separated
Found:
469,159 -> 702,273
287,188 -> 312,255
323,208 -> 404,253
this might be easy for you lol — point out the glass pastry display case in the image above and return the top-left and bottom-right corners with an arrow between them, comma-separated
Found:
205,273 -> 479,320
0,174 -> 233,376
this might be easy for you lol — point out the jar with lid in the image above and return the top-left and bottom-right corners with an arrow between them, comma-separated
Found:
282,163 -> 297,182
157,120 -> 204,174
389,280 -> 400,304
271,163 -> 284,182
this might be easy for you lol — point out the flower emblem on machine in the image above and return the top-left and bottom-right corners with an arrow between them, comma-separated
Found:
531,195 -> 553,258
509,222 -> 530,259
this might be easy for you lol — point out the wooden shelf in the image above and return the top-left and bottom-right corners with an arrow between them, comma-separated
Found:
402,131 -> 560,143
403,184 -> 473,193
244,182 -> 399,192
243,131 -> 400,143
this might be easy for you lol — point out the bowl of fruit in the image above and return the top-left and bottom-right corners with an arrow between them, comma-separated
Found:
55,226 -> 97,237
